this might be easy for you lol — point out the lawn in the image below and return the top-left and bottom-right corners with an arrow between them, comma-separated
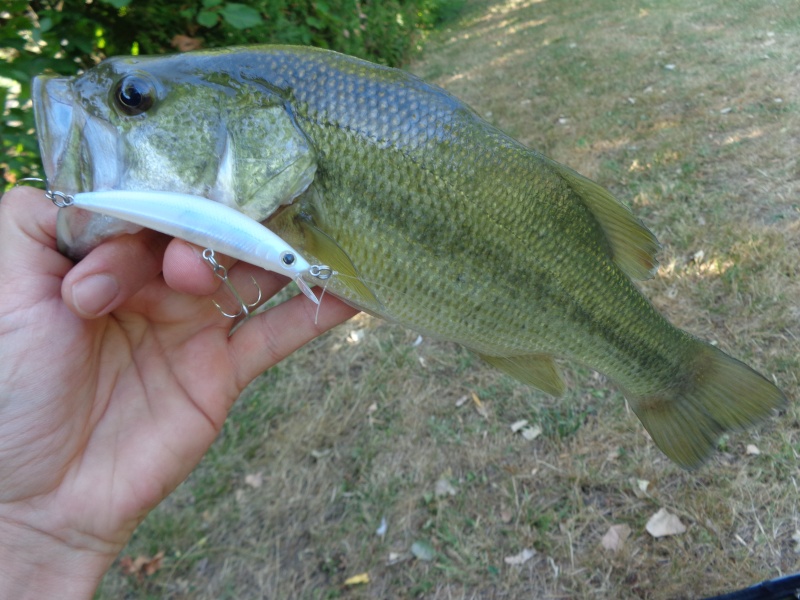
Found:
99,0 -> 799,597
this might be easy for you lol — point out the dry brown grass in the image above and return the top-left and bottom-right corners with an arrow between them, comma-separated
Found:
98,0 -> 799,598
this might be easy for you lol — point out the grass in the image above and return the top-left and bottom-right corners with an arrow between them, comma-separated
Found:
97,0 -> 799,597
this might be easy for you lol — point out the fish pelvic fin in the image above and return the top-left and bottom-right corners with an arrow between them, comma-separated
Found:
479,353 -> 565,397
628,343 -> 786,469
548,158 -> 660,280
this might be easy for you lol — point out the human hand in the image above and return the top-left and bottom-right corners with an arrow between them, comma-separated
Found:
0,186 -> 358,598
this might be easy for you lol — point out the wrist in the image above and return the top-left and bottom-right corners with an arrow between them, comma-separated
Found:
0,517 -> 118,600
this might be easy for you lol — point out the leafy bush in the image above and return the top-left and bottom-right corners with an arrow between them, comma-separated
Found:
0,0 -> 463,188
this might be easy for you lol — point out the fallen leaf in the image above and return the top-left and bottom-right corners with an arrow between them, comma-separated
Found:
631,478 -> 652,498
510,419 -> 542,440
411,540 -> 436,561
511,419 -> 529,432
455,395 -> 469,408
646,508 -> 686,538
347,329 -> 365,344
601,524 -> 631,552
170,35 -> 203,52
144,552 -> 164,576
435,478 -> 457,498
376,516 -> 388,537
120,551 -> 165,578
746,444 -> 761,455
119,556 -> 136,574
521,424 -> 542,440
472,392 -> 489,418
344,572 -> 370,585
244,472 -> 263,489
548,556 -> 560,577
504,548 -> 535,565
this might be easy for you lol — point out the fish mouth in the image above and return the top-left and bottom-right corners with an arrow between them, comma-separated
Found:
33,75 -> 131,258
32,76 -> 75,190
32,75 -> 121,193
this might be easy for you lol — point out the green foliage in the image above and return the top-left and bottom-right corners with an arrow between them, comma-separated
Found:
1,0 -> 463,188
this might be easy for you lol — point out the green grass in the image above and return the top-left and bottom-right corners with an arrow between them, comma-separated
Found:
97,0 -> 799,597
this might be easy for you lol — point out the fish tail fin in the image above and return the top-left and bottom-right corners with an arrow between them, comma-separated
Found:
628,343 -> 785,469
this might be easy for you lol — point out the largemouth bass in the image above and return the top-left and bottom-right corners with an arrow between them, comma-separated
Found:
32,45 -> 785,468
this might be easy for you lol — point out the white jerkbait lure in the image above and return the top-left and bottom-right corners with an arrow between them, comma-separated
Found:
52,189 -> 328,306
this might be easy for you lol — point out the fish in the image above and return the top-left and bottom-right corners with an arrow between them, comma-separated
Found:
31,45 -> 785,468
57,189 -> 325,304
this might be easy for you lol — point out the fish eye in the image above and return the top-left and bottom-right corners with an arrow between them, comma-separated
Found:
113,75 -> 156,116
281,252 -> 296,267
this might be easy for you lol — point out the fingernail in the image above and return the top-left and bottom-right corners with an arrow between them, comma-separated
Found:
72,274 -> 120,317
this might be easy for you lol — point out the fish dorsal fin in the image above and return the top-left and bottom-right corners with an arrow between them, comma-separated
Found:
548,159 -> 660,280
479,353 -> 565,397
300,218 -> 383,310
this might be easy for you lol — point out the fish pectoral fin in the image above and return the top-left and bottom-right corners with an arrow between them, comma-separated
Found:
479,353 -> 565,397
628,343 -> 786,469
548,158 -> 660,280
301,219 -> 383,310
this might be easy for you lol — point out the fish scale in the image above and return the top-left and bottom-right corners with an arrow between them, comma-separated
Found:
32,45 -> 785,468
290,107 -> 666,372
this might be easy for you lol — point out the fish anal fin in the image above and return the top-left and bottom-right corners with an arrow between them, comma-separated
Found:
628,343 -> 786,469
548,158 -> 660,280
480,353 -> 565,397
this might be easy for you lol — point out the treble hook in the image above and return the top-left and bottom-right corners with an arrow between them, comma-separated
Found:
202,248 -> 262,319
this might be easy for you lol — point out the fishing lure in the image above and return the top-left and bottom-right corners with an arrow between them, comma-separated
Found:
45,188 -> 330,308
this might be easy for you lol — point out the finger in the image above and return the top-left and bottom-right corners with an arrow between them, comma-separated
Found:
0,187 -> 70,279
62,228 -> 170,318
228,291 -> 359,390
162,240 -> 224,296
216,260 -> 295,304
163,241 -> 295,308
